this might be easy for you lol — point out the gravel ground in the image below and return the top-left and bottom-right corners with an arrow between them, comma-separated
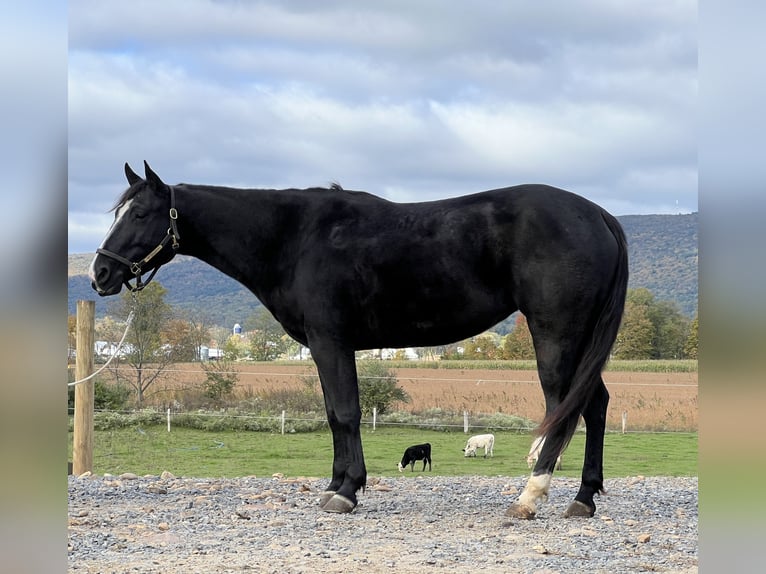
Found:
68,473 -> 697,573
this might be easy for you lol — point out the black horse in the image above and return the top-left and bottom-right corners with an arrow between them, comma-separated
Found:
90,162 -> 628,518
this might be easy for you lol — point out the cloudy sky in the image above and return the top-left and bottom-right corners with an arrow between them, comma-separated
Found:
68,0 -> 697,254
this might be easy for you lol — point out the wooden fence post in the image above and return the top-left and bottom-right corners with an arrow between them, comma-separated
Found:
73,300 -> 95,475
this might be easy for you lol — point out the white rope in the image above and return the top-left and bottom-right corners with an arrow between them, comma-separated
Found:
68,311 -> 135,387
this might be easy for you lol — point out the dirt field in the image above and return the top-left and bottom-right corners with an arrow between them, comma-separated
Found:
135,363 -> 697,432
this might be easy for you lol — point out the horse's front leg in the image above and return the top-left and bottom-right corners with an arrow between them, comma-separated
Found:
310,339 -> 366,513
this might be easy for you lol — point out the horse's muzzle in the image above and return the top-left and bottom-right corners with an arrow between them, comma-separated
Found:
91,276 -> 123,297
91,281 -> 111,296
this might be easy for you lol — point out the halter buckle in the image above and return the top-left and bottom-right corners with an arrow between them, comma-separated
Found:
167,228 -> 180,249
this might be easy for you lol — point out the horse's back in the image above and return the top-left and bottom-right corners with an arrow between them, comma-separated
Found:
299,183 -> 612,252
277,184 -> 623,349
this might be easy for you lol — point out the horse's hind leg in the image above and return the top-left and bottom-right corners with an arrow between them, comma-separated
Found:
564,378 -> 608,517
505,335 -> 579,519
505,414 -> 576,519
310,340 -> 366,513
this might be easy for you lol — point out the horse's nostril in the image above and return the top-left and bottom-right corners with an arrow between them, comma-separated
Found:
91,265 -> 110,289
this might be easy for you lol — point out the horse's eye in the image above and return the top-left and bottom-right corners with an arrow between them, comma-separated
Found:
134,211 -> 145,220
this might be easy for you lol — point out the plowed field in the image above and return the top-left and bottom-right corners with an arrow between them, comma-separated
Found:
134,363 -> 697,432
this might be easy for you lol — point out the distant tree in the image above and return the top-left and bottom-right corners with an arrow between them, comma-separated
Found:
646,297 -> 690,359
210,325 -> 233,353
283,338 -> 301,360
200,357 -> 239,404
245,307 -> 288,361
440,344 -> 464,360
683,314 -> 698,359
356,360 -> 410,416
502,314 -> 536,360
179,311 -> 214,361
652,301 -> 690,359
108,282 -> 174,406
95,315 -> 126,346
617,288 -> 690,359
418,345 -> 447,360
627,287 -> 655,307
162,319 -> 198,362
463,333 -> 501,359
222,334 -> 248,360
613,299 -> 654,359
392,349 -> 410,360
93,315 -> 129,375
157,313 -> 212,363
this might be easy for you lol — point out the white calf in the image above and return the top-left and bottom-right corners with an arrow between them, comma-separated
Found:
526,435 -> 562,470
463,433 -> 495,458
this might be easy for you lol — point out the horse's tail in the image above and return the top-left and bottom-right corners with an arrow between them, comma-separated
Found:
536,210 -> 629,450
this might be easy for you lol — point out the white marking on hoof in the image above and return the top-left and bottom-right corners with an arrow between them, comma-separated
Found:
321,494 -> 356,513
517,473 -> 552,515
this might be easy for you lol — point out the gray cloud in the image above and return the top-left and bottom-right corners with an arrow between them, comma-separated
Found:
68,0 -> 697,253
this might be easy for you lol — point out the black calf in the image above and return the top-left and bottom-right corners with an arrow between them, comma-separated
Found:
398,443 -> 432,472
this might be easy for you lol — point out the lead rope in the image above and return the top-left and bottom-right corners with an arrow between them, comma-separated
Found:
68,293 -> 137,387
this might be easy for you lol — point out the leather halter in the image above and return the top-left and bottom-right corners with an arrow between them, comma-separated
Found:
96,186 -> 180,292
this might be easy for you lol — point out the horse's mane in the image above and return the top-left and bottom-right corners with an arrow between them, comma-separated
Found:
110,180 -> 345,211
111,183 -> 142,212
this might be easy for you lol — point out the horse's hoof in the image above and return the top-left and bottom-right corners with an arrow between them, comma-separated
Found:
321,494 -> 356,513
563,500 -> 595,518
317,491 -> 336,508
504,503 -> 536,520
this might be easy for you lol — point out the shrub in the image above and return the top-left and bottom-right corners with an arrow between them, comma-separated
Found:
68,379 -> 133,413
357,360 -> 411,416
73,409 -> 164,431
479,413 -> 534,431
200,358 -> 238,403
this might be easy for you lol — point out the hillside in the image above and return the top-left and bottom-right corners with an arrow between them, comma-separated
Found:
68,256 -> 258,327
620,213 -> 697,317
68,212 -> 698,326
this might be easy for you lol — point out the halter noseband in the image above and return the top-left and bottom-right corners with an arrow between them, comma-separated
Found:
96,186 -> 181,292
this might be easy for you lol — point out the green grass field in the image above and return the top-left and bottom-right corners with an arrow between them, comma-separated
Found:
69,427 -> 697,479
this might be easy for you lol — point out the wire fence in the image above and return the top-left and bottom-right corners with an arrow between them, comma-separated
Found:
67,362 -> 699,434
66,404 -> 696,436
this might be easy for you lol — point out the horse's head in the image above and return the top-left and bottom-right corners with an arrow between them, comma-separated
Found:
89,161 -> 180,295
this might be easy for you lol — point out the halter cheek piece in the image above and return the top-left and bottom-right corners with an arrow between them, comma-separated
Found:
96,187 -> 180,292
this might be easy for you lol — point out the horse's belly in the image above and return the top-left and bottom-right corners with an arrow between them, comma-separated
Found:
350,302 -> 514,350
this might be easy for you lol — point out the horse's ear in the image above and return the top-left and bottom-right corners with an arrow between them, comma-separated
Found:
124,162 -> 142,186
143,161 -> 166,190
